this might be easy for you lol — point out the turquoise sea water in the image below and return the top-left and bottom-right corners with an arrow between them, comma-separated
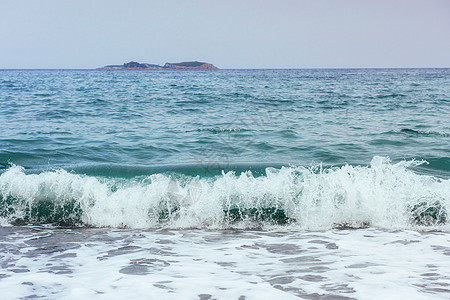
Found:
1,69 -> 449,172
1,69 -> 450,299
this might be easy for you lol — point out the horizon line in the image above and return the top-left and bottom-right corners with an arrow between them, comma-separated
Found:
1,67 -> 450,70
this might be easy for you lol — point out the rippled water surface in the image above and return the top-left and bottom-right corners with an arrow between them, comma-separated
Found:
1,69 -> 449,173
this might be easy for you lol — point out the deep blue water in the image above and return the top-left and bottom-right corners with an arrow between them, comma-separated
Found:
0,69 -> 449,228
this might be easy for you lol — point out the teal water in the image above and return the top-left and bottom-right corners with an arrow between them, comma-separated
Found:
0,69 -> 449,228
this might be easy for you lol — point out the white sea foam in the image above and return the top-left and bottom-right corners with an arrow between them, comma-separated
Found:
1,228 -> 450,299
0,157 -> 449,230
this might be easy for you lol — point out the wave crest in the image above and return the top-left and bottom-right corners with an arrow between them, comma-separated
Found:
0,157 -> 449,230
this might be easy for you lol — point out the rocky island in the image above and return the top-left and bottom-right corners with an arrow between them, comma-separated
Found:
98,61 -> 218,70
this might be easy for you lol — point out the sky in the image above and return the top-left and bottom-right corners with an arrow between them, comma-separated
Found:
1,0 -> 450,69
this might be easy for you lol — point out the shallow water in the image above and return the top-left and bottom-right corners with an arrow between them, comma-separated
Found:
1,227 -> 449,299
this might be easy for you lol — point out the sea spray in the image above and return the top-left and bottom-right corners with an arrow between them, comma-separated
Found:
0,157 -> 449,230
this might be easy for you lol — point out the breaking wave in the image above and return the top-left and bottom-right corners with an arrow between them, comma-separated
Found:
0,157 -> 449,230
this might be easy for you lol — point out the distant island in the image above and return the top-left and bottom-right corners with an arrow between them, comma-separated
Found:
98,61 -> 218,70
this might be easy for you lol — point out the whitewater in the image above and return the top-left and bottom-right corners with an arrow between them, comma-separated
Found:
1,157 -> 449,231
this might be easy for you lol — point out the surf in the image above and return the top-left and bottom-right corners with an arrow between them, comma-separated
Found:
0,157 -> 448,230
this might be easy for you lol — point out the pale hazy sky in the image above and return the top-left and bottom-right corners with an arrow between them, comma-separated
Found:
1,0 -> 450,69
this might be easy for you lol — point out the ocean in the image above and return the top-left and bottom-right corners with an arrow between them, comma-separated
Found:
0,68 -> 449,299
